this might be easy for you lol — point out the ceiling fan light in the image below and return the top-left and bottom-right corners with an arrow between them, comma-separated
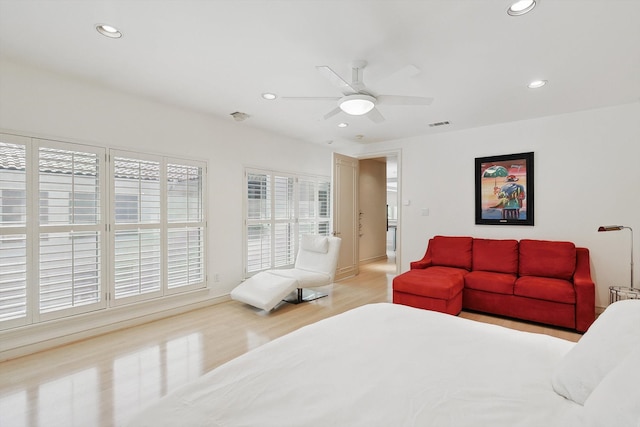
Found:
339,95 -> 376,116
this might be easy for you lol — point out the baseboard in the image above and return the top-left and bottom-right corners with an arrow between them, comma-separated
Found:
359,254 -> 388,265
0,292 -> 230,362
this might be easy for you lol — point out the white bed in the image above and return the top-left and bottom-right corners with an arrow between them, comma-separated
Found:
126,301 -> 640,427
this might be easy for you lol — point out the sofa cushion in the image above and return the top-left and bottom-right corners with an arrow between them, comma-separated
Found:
430,236 -> 473,270
472,238 -> 519,274
514,276 -> 576,304
392,267 -> 465,299
519,239 -> 576,280
464,270 -> 516,295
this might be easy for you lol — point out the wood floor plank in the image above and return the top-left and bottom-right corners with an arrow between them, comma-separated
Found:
0,258 -> 581,427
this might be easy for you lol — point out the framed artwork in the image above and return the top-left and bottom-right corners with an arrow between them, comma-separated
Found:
475,152 -> 534,226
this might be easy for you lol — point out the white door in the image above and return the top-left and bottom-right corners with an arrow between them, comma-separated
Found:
332,152 -> 359,280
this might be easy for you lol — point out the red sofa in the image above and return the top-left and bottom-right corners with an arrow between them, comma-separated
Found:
392,236 -> 596,332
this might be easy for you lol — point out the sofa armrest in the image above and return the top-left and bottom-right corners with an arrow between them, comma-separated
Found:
410,258 -> 432,269
410,238 -> 434,270
574,247 -> 596,332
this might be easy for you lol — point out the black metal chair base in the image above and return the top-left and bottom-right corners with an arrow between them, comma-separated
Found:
283,288 -> 328,304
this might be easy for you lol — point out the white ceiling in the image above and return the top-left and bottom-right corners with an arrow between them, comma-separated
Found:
1,0 -> 639,147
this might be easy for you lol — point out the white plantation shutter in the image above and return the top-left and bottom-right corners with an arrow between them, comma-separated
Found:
273,176 -> 295,267
112,154 -> 162,302
39,231 -> 101,314
111,155 -> 206,302
0,138 -> 28,327
318,181 -> 330,235
245,169 -> 330,276
113,228 -> 161,299
167,227 -> 204,288
0,132 -> 207,331
246,173 -> 270,272
166,162 -> 205,292
297,177 -> 330,238
37,142 -> 105,319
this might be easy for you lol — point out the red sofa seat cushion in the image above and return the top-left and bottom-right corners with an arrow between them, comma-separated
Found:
519,239 -> 576,280
430,236 -> 473,270
515,276 -> 576,304
472,238 -> 519,274
393,267 -> 465,299
465,271 -> 516,295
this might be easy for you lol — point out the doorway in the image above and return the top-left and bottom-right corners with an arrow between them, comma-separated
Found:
358,154 -> 399,275
333,151 -> 400,280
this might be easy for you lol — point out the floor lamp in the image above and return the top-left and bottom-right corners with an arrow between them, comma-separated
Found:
598,225 -> 638,302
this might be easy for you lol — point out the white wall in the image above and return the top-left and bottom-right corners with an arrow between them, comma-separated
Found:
0,59 -> 334,357
353,102 -> 640,309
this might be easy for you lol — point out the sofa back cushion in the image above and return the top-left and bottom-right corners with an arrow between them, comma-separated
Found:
472,238 -> 519,274
430,236 -> 473,270
519,239 -> 576,280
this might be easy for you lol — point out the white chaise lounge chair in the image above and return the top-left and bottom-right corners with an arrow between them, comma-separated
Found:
231,235 -> 341,311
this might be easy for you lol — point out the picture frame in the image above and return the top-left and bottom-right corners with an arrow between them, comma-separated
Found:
475,152 -> 534,226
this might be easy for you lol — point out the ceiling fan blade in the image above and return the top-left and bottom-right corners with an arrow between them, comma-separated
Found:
367,107 -> 385,123
316,65 -> 358,95
377,95 -> 434,106
323,106 -> 343,120
280,96 -> 340,101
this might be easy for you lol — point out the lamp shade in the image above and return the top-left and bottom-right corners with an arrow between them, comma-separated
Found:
339,94 -> 376,116
598,225 -> 625,232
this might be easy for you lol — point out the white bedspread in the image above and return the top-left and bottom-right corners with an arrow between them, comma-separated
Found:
126,303 -> 585,427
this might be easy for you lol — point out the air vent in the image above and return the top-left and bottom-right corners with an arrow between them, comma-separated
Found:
429,121 -> 450,127
230,111 -> 250,121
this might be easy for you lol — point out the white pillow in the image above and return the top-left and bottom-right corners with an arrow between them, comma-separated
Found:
583,344 -> 640,427
551,299 -> 640,405
300,235 -> 329,254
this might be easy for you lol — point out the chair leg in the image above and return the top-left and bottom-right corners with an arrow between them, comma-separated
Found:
283,288 -> 328,304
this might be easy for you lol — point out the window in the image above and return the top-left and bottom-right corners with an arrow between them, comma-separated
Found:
166,162 -> 205,292
0,137 -> 28,327
0,133 -> 207,331
245,169 -> 330,276
38,144 -> 105,319
110,152 -> 206,305
112,153 -> 162,303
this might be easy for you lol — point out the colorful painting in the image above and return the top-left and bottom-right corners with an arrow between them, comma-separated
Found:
475,152 -> 534,226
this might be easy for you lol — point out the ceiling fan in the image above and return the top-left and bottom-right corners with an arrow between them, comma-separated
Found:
282,60 -> 434,123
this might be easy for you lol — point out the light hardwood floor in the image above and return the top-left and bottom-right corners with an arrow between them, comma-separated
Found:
0,257 -> 581,427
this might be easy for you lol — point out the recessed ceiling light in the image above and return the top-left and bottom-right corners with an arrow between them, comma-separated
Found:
96,24 -> 123,38
337,122 -> 349,128
507,0 -> 537,16
527,79 -> 547,89
261,93 -> 277,100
